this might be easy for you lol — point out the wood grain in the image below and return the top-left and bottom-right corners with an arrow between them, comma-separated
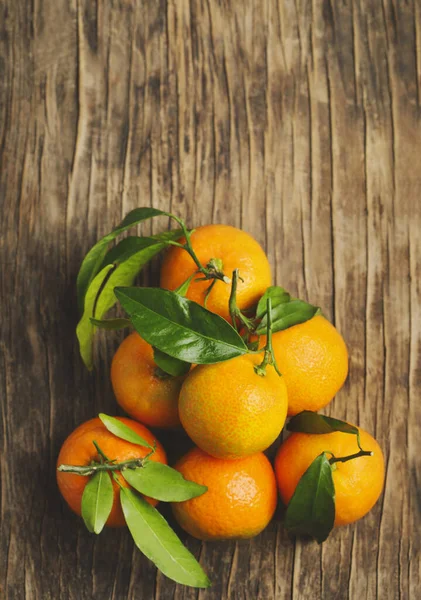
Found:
1,0 -> 420,598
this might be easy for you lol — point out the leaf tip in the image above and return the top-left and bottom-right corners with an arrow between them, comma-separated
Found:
190,484 -> 208,499
83,522 -> 95,534
93,525 -> 104,535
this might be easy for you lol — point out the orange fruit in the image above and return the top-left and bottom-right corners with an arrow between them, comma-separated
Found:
178,354 -> 288,459
57,417 -> 167,527
275,426 -> 384,526
111,332 -> 187,428
259,315 -> 348,416
172,447 -> 277,540
160,224 -> 271,321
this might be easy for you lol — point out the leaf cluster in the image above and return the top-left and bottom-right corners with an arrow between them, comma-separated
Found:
77,415 -> 210,588
255,286 -> 320,334
76,207 -> 321,373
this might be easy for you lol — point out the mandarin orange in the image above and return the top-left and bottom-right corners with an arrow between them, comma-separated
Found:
178,353 -> 288,459
160,224 -> 271,321
275,426 -> 384,526
259,315 -> 348,416
57,417 -> 167,527
111,332 -> 186,428
172,447 -> 277,540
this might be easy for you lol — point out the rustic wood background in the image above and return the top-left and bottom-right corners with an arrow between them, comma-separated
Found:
1,0 -> 420,598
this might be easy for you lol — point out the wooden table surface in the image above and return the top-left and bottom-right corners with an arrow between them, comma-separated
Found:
1,1 -> 420,599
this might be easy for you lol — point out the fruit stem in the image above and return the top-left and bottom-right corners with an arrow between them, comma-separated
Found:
228,269 -> 255,332
169,215 -> 230,284
57,444 -> 156,476
329,449 -> 373,465
92,440 -> 111,463
254,298 -> 282,377
57,458 -> 145,476
203,279 -> 216,308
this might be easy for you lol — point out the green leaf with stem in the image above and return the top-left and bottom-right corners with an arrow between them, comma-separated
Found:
287,411 -> 358,435
77,208 -> 172,312
97,236 -> 175,270
287,411 -> 367,451
76,232 -> 180,370
115,287 -> 247,364
120,487 -> 211,588
256,299 -> 320,335
256,286 -> 291,319
90,317 -> 131,330
76,231 -> 183,370
99,414 -> 153,449
284,452 -> 335,543
254,298 -> 281,377
81,470 -> 114,534
122,462 -> 207,502
153,348 -> 191,377
228,269 -> 256,332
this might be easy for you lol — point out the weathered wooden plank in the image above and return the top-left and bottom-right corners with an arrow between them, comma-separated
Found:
1,0 -> 420,599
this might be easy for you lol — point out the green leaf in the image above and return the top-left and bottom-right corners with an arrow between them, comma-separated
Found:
98,232 -> 183,271
115,287 -> 248,364
76,231 -> 181,370
174,273 -> 196,297
120,488 -> 210,588
123,462 -> 207,502
153,348 -> 191,377
257,299 -> 320,334
99,414 -> 152,449
77,207 -> 170,312
90,317 -> 131,330
76,264 -> 115,369
284,453 -> 335,543
97,236 -> 159,269
287,411 -> 359,436
81,471 -> 114,534
256,286 -> 291,319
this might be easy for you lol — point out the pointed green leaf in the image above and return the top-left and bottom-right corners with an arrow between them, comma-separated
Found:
123,462 -> 207,502
99,414 -> 152,449
98,236 -> 164,270
76,231 -> 182,370
257,299 -> 320,334
90,317 -> 131,330
98,230 -> 183,271
153,348 -> 191,377
115,287 -> 247,364
76,264 -> 115,369
77,207 -> 170,312
81,471 -> 114,534
256,286 -> 291,319
284,453 -> 335,543
120,488 -> 210,588
287,411 -> 359,436
174,273 -> 196,297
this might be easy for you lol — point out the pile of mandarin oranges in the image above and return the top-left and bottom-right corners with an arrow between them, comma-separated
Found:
57,215 -> 385,587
